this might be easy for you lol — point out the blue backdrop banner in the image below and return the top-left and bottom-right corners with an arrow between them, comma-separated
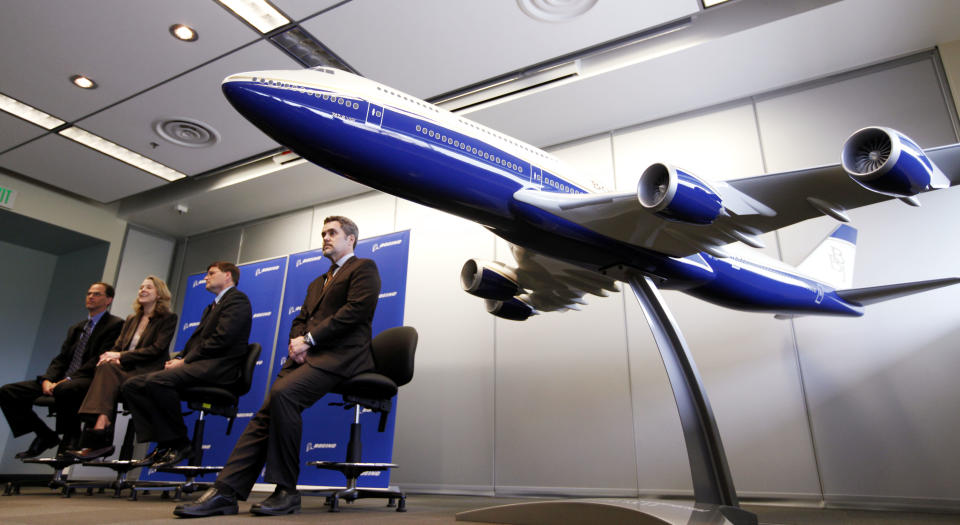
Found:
140,257 -> 287,482
141,230 -> 409,489
274,230 -> 409,488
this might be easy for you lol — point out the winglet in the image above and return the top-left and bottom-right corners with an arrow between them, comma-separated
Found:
796,225 -> 858,289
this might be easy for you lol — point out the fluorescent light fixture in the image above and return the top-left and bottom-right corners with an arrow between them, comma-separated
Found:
170,23 -> 198,41
271,27 -> 353,71
0,93 -> 66,129
702,0 -> 733,7
216,0 -> 289,33
71,75 -> 97,89
59,126 -> 187,181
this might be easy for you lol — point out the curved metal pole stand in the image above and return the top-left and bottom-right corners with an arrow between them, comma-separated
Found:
627,276 -> 755,524
456,276 -> 757,525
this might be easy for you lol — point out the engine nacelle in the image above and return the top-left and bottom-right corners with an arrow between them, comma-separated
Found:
638,163 -> 723,224
485,298 -> 535,321
841,127 -> 948,197
460,259 -> 520,301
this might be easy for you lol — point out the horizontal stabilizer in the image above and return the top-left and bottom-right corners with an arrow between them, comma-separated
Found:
837,277 -> 960,306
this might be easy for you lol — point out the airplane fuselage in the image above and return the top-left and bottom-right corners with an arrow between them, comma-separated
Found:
222,68 -> 862,317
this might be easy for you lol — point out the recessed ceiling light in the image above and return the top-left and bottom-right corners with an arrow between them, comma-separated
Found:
702,0 -> 733,7
71,75 -> 97,89
0,92 -> 65,129
216,0 -> 290,33
58,126 -> 187,182
170,23 -> 198,41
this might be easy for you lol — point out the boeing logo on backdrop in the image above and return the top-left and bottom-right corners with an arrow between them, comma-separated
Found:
306,442 -> 336,452
255,265 -> 280,277
295,255 -> 324,268
288,305 -> 301,316
182,321 -> 200,331
372,239 -> 403,252
379,291 -> 397,299
192,278 -> 205,288
252,311 -> 272,319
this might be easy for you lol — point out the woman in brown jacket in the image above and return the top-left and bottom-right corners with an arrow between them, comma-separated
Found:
67,275 -> 178,460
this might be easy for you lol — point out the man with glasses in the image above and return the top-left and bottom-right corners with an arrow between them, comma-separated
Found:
0,283 -> 123,458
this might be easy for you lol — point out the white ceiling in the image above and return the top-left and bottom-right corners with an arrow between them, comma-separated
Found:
1,0 -> 959,238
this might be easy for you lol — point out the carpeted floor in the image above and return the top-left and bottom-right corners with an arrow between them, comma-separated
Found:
1,487 -> 958,524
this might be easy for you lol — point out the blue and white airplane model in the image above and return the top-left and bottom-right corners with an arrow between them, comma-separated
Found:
221,67 -> 960,320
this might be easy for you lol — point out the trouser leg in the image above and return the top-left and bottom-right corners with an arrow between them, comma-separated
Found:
0,380 -> 50,437
215,362 -> 341,498
264,363 -> 341,490
121,365 -> 208,445
52,377 -> 91,438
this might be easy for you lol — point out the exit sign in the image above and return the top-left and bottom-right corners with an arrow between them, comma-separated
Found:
0,185 -> 16,209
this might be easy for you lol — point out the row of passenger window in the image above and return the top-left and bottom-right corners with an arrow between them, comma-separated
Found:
415,124 -> 524,174
253,77 -> 361,111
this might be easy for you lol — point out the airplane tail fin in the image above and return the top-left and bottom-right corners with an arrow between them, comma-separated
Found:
796,224 -> 857,289
837,277 -> 960,306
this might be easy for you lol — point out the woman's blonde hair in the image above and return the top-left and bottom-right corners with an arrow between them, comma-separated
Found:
132,275 -> 172,316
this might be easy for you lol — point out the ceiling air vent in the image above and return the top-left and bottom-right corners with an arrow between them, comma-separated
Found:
154,118 -> 220,148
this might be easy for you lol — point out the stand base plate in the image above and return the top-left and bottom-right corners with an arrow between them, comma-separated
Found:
456,498 -> 757,525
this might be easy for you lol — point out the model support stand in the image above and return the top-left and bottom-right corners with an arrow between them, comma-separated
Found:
456,276 -> 757,525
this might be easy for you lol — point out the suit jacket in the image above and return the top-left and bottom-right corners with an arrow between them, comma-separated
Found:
290,256 -> 381,378
113,310 -> 179,374
40,312 -> 124,382
177,286 -> 252,386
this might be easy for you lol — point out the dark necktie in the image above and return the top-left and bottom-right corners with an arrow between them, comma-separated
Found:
65,320 -> 93,377
323,263 -> 339,289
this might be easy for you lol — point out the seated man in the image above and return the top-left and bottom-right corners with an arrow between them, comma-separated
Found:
121,261 -> 252,468
175,216 -> 380,517
0,283 -> 123,458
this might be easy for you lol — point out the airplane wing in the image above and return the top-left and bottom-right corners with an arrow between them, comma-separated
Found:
507,244 -> 620,312
514,143 -> 960,258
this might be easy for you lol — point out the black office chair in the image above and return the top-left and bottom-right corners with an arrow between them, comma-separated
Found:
307,326 -> 417,512
128,343 -> 262,500
8,396 -> 83,497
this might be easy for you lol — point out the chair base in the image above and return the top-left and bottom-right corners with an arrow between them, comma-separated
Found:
306,461 -> 405,512
125,465 -> 222,501
18,456 -> 89,497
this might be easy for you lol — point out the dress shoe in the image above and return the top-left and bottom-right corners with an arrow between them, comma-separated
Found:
152,444 -> 193,468
250,487 -> 301,516
66,445 -> 115,461
132,446 -> 170,467
173,487 -> 238,518
14,433 -> 60,459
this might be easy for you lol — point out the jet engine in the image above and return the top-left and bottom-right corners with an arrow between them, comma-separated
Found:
485,297 -> 535,321
841,127 -> 948,198
460,259 -> 520,301
637,163 -> 723,224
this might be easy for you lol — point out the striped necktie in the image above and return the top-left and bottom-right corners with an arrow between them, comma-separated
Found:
65,320 -> 93,377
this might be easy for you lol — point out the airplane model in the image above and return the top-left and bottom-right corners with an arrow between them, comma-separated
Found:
221,67 -> 960,524
221,66 -> 960,320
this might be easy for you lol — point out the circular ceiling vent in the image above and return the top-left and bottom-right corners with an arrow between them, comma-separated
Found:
153,118 -> 220,148
517,0 -> 598,22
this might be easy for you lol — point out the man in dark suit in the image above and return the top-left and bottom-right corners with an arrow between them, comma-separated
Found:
0,282 -> 123,458
122,261 -> 252,468
175,216 -> 380,518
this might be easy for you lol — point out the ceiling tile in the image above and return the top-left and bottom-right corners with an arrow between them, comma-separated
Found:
272,0 -> 345,23
0,113 -> 47,153
124,161 -> 368,237
0,0 -> 259,122
0,134 -> 164,202
299,0 -> 699,98
77,41 -> 299,176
